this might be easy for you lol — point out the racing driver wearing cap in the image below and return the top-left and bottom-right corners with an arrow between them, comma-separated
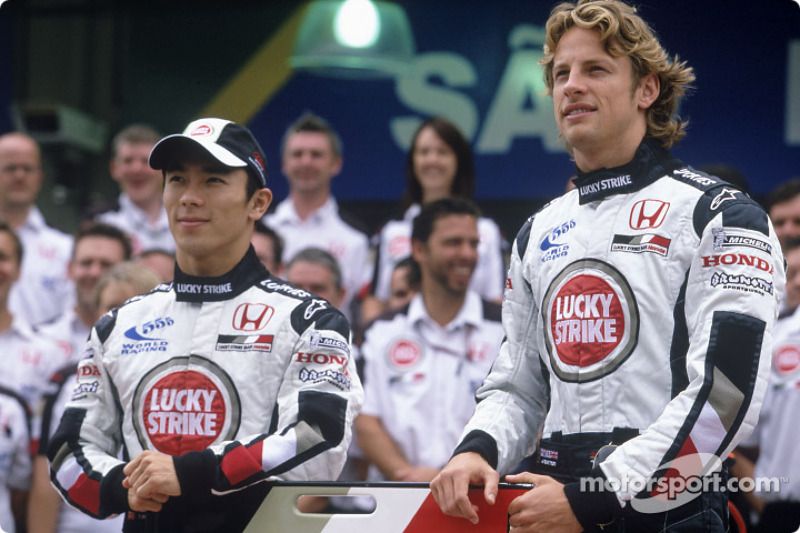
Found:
47,118 -> 363,532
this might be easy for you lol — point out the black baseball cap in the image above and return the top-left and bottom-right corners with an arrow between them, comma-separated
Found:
149,118 -> 268,186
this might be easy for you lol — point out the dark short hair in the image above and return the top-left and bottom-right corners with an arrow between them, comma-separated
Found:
111,124 -> 161,159
411,197 -> 481,244
403,117 -> 475,209
767,178 -> 800,212
254,220 -> 284,266
395,256 -> 421,290
74,222 -> 133,261
783,236 -> 800,254
287,247 -> 342,290
281,112 -> 343,158
0,220 -> 23,265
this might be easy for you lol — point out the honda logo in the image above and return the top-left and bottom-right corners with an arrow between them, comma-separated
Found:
629,199 -> 670,230
232,303 -> 274,331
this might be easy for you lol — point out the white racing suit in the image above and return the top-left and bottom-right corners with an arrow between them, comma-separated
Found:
453,138 -> 784,530
48,248 -> 363,532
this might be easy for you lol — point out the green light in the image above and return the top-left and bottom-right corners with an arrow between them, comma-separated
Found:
334,0 -> 380,49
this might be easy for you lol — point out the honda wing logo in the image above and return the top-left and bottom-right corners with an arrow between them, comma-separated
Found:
232,303 -> 275,331
629,199 -> 670,230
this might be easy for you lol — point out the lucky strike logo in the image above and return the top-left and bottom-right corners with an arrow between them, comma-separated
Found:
190,124 -> 213,137
774,345 -> 800,375
543,260 -> 639,382
389,339 -> 422,367
550,274 -> 623,367
142,370 -> 225,455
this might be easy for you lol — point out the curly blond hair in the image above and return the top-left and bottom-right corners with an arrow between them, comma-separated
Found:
540,0 -> 695,148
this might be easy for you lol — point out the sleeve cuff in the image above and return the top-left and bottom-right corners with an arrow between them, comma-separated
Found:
99,463 -> 129,515
452,430 -> 498,469
563,471 -> 623,531
173,449 -> 217,500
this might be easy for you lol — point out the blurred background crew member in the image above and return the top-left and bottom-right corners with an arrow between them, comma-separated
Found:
0,133 -> 73,326
365,117 -> 505,323
134,247 -> 175,283
28,262 -> 159,533
0,385 -> 30,533
356,198 -> 503,482
285,247 -> 345,308
38,222 -> 131,365
263,112 -> 371,321
93,124 -> 175,254
767,178 -> 800,249
251,220 -> 284,275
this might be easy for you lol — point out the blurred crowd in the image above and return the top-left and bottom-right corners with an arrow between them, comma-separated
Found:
0,111 -> 797,532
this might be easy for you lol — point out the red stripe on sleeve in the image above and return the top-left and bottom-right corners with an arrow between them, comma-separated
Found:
67,473 -> 102,517
220,441 -> 264,486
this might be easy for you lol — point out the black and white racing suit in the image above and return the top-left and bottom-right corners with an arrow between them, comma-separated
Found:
453,138 -> 784,530
48,248 -> 363,532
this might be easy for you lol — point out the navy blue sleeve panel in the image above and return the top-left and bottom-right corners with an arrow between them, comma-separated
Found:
515,216 -> 534,262
693,186 -> 769,238
38,363 -> 78,455
48,406 -> 125,518
659,311 -> 766,468
290,301 -> 350,339
94,311 -> 117,344
452,429 -> 499,469
174,390 -> 349,494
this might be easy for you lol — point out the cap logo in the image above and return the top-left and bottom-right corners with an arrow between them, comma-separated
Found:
190,124 -> 213,137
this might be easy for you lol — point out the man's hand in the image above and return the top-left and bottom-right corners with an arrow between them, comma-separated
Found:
123,451 -> 182,503
505,473 -> 582,533
430,452 -> 499,525
127,489 -> 168,513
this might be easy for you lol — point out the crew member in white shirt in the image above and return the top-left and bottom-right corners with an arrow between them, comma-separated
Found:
263,113 -> 371,321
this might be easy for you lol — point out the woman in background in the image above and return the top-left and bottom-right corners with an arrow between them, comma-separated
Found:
363,117 -> 505,322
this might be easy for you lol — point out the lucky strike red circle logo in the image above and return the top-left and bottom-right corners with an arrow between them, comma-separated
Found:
190,124 -> 213,137
550,274 -> 624,367
142,370 -> 225,455
389,340 -> 421,367
774,345 -> 800,375
388,235 -> 410,258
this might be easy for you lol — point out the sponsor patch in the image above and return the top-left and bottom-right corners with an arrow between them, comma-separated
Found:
71,381 -> 99,401
710,188 -> 739,210
295,352 -> 349,366
673,168 -> 716,187
578,175 -> 632,196
121,340 -> 169,356
78,364 -> 101,378
611,234 -> 671,256
709,271 -> 773,296
216,334 -> 273,353
539,220 -> 576,263
388,339 -> 423,368
132,357 -> 240,455
701,253 -> 773,274
232,303 -> 274,331
711,229 -> 773,254
262,281 -> 310,298
304,299 -> 328,320
176,282 -> 233,296
298,367 -> 351,391
309,330 -> 349,354
774,345 -> 800,375
542,259 -> 639,382
629,199 -> 670,230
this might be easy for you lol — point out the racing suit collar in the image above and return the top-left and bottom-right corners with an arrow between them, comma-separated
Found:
173,246 -> 268,302
573,138 -> 683,205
